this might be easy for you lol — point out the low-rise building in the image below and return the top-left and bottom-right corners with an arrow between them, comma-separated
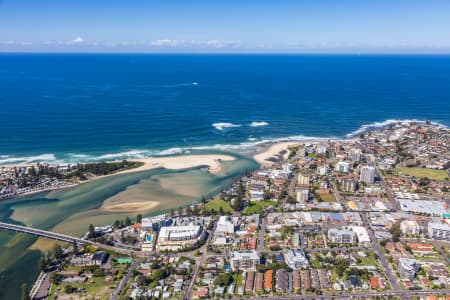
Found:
216,216 -> 235,234
328,228 -> 357,244
336,161 -> 350,173
398,258 -> 420,280
157,225 -> 205,251
428,222 -> 450,241
230,250 -> 260,271
400,220 -> 420,235
284,249 -> 310,269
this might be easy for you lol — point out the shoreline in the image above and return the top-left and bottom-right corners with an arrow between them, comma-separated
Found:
0,154 -> 236,202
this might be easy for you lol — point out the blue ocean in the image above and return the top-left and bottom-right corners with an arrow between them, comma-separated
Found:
1,54 -> 449,163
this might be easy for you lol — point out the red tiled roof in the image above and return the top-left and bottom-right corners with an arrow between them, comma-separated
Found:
370,277 -> 381,289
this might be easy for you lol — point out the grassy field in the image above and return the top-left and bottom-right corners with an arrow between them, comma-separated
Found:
357,251 -> 377,266
47,277 -> 115,300
244,200 -> 278,215
205,198 -> 233,213
396,167 -> 449,181
317,192 -> 336,202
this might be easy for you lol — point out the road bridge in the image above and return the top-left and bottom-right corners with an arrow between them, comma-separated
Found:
0,221 -> 142,256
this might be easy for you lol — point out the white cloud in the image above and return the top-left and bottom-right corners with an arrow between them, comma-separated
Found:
70,36 -> 84,44
150,39 -> 240,49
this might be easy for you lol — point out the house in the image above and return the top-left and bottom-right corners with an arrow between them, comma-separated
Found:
91,251 -> 109,265
264,270 -> 273,292
406,242 -> 434,255
370,277 -> 382,289
245,271 -> 255,292
275,270 -> 289,293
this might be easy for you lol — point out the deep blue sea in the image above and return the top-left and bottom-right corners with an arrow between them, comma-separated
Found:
1,54 -> 450,163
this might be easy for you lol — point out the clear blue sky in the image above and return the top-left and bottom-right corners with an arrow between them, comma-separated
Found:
1,0 -> 450,53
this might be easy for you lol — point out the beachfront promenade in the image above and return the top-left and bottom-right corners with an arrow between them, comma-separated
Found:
0,221 -> 140,256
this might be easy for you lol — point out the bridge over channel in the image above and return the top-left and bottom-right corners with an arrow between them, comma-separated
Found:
0,221 -> 142,256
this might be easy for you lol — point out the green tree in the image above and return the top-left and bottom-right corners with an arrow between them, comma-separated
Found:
114,219 -> 120,229
192,206 -> 200,216
64,285 -> 74,294
53,245 -> 63,260
136,214 -> 143,224
88,224 -> 95,238
233,182 -> 243,210
391,223 -> 402,242
125,216 -> 132,227
21,284 -> 30,300
39,256 -> 47,272
186,206 -> 193,216
335,257 -> 349,277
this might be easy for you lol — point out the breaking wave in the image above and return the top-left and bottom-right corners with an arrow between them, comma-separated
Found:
0,154 -> 58,165
249,121 -> 269,127
1,119 -> 447,166
212,122 -> 242,131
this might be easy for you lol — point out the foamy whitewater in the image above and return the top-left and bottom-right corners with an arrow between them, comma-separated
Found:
1,119 -> 447,165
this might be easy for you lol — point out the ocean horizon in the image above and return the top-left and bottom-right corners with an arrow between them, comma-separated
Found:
1,54 -> 450,165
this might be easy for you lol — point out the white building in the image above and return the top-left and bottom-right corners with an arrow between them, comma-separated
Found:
398,258 -> 420,279
284,249 -> 310,269
400,220 -> 420,236
216,216 -> 235,234
297,174 -> 310,185
296,188 -> 309,203
230,250 -> 260,271
335,161 -> 350,173
349,226 -> 371,245
360,165 -> 376,184
349,148 -> 362,162
141,214 -> 167,231
157,225 -> 204,251
328,228 -> 357,244
318,165 -> 329,176
428,222 -> 450,241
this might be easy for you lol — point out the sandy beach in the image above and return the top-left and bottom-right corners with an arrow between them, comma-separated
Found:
116,154 -> 236,175
254,141 -> 300,167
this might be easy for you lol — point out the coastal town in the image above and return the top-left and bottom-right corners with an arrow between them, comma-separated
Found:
3,121 -> 450,300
